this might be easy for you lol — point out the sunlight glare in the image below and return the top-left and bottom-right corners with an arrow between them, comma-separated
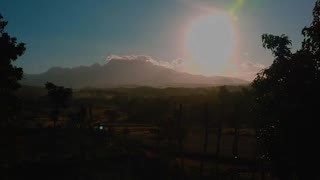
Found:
186,12 -> 236,75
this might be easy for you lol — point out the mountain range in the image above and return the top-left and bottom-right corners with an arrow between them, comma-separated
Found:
22,60 -> 248,88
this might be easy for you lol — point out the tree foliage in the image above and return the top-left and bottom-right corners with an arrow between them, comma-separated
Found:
45,82 -> 72,127
252,1 -> 320,179
0,14 -> 26,125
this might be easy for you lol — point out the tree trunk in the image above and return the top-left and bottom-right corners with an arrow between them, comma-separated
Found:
216,120 -> 222,178
200,103 -> 209,180
177,104 -> 184,173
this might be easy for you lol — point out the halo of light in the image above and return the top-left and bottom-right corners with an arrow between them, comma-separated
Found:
185,11 -> 236,75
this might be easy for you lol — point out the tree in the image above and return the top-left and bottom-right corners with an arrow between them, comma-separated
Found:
104,109 -> 121,123
214,86 -> 231,176
252,1 -> 320,179
0,14 -> 26,126
45,82 -> 72,128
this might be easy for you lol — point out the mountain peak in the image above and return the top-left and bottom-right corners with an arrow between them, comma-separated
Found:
23,61 -> 248,88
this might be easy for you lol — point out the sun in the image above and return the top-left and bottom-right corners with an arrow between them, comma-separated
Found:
185,12 -> 236,75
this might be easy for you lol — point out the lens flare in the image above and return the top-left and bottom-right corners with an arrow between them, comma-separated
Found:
183,0 -> 253,76
185,11 -> 236,75
228,0 -> 246,16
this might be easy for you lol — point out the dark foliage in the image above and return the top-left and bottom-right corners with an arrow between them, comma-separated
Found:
45,82 -> 72,127
0,14 -> 26,126
252,1 -> 320,179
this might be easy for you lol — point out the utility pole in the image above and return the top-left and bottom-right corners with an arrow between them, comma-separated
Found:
200,103 -> 209,180
215,116 -> 222,179
177,104 -> 184,173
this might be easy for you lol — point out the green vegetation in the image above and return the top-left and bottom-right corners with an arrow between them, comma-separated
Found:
45,82 -> 73,128
0,14 -> 26,126
252,1 -> 320,179
2,1 -> 320,179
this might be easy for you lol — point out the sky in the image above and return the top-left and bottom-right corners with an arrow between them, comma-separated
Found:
0,0 -> 317,80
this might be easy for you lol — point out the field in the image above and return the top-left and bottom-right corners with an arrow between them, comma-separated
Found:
0,85 -> 273,179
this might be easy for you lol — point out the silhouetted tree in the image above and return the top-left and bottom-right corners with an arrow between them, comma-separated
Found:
200,103 -> 209,179
252,1 -> 320,179
104,109 -> 121,123
78,104 -> 87,128
214,86 -> 231,177
175,104 -> 185,173
45,82 -> 72,128
0,14 -> 26,126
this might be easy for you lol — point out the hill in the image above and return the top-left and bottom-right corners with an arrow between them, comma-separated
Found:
22,60 -> 248,88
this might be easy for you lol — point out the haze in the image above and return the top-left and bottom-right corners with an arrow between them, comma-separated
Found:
0,0 -> 315,80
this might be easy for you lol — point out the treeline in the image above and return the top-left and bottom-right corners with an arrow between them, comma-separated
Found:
71,86 -> 255,128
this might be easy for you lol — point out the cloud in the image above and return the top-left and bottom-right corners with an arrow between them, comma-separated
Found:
105,54 -> 264,81
234,60 -> 265,81
106,55 -> 184,70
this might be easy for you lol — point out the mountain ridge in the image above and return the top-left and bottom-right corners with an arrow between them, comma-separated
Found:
22,60 -> 249,88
